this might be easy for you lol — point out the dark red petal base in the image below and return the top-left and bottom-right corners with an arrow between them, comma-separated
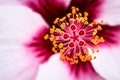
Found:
97,24 -> 120,47
26,0 -> 67,26
67,61 -> 105,80
66,0 -> 104,22
26,26 -> 54,64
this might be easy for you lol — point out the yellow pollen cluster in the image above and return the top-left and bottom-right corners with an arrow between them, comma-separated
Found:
44,6 -> 104,64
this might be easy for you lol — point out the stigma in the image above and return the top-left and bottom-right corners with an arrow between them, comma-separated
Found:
44,6 -> 104,64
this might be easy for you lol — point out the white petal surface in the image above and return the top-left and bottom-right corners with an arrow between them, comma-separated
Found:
36,54 -> 72,80
92,46 -> 120,80
97,0 -> 120,25
0,5 -> 48,80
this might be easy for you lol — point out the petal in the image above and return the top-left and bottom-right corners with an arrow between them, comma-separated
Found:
0,0 -> 20,5
0,5 -> 49,79
92,46 -> 120,80
36,54 -> 72,80
26,0 -> 71,26
26,25 -> 54,64
96,0 -> 120,25
67,61 -> 105,80
67,0 -> 104,22
97,24 -> 120,47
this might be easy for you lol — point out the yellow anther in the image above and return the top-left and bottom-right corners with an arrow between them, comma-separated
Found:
60,49 -> 65,54
54,18 -> 59,24
76,52 -> 81,56
88,23 -> 93,27
79,55 -> 83,59
60,55 -> 65,61
97,25 -> 102,30
83,49 -> 88,54
84,21 -> 88,24
74,59 -> 78,64
76,14 -> 79,18
81,56 -> 86,62
86,55 -> 92,61
84,12 -> 89,17
76,18 -> 81,22
84,17 -> 88,21
50,35 -> 54,41
100,37 -> 104,42
76,8 -> 79,11
63,47 -> 66,50
92,30 -> 97,36
69,58 -> 73,62
66,56 -> 70,60
91,39 -> 98,45
95,36 -> 99,39
72,6 -> 77,14
55,36 -> 59,40
79,17 -> 85,22
70,18 -> 75,21
79,13 -> 82,16
67,13 -> 71,18
44,34 -> 49,40
71,7 -> 79,14
70,62 -> 74,65
60,16 -> 66,22
71,6 -> 75,9
50,37 -> 53,41
55,28 -> 62,33
85,55 -> 89,61
50,28 -> 54,33
52,47 -> 57,53
53,44 -> 57,48
60,23 -> 65,29
52,40 -> 56,44
58,43 -> 63,49
52,25 -> 55,29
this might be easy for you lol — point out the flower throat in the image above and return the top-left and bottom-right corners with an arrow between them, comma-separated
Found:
44,6 -> 104,64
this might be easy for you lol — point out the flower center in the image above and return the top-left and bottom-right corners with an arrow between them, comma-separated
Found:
44,6 -> 104,64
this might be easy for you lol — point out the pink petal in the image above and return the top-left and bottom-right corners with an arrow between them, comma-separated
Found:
67,0 -> 104,22
25,0 -> 71,26
0,0 -> 20,5
92,46 -> 120,80
67,61 -> 105,80
97,24 -> 120,47
26,25 -> 55,64
0,5 -> 49,79
97,0 -> 120,25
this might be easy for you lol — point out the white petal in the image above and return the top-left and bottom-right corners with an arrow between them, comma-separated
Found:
92,46 -> 120,80
97,0 -> 120,25
0,5 -> 48,80
36,54 -> 72,80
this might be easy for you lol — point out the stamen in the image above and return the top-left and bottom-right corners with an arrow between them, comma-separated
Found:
44,6 -> 104,64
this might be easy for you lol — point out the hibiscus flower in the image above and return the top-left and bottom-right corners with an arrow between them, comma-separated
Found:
0,0 -> 120,80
